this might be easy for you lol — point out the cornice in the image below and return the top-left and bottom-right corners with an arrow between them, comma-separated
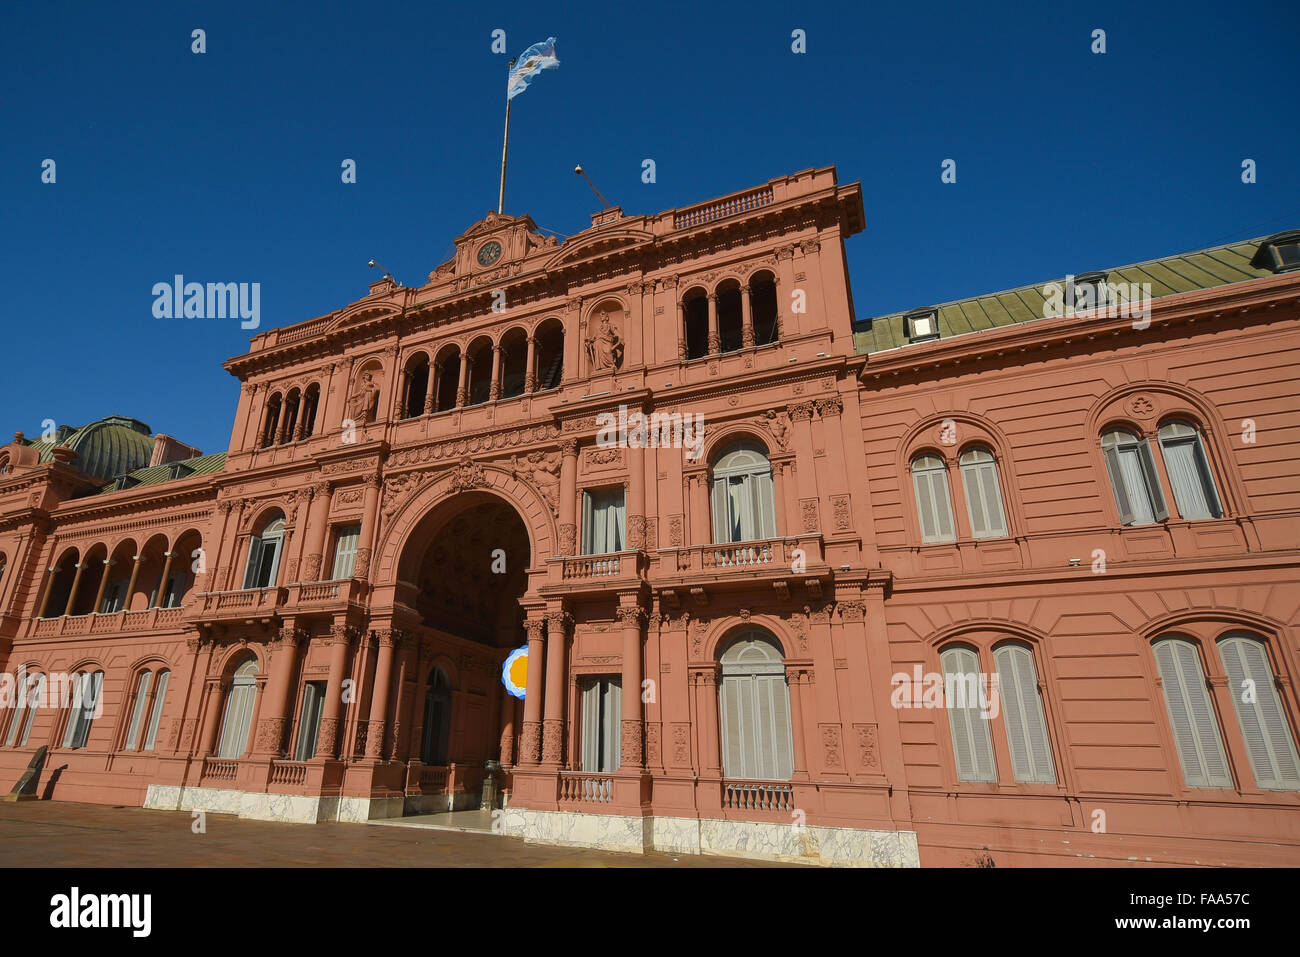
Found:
859,273 -> 1300,383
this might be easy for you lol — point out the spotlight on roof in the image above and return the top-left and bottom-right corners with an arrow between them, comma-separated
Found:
368,260 -> 399,286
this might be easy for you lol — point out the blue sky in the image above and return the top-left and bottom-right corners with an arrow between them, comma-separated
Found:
2,0 -> 1297,456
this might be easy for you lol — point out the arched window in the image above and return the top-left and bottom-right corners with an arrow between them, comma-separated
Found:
216,657 -> 259,759
261,394 -> 282,449
911,454 -> 956,544
420,667 -> 452,766
958,448 -> 1009,539
940,646 -> 995,782
243,516 -> 285,589
61,670 -> 103,750
1101,429 -> 1167,525
711,441 -> 777,543
300,384 -> 320,438
580,677 -> 621,775
683,292 -> 709,360
749,273 -> 779,346
5,672 -> 44,748
992,643 -> 1055,783
433,350 -> 461,412
1152,637 -> 1231,788
533,321 -> 564,391
124,667 -> 170,752
717,283 -> 743,353
1158,421 -> 1223,520
1217,634 -> 1300,790
719,632 -> 794,781
404,356 -> 429,418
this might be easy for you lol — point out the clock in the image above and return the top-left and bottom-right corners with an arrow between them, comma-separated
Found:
477,240 -> 503,267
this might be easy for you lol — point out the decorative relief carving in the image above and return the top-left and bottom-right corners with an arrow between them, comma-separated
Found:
838,600 -> 866,622
447,457 -> 488,492
668,516 -> 683,546
831,494 -> 852,532
821,725 -> 844,770
542,719 -> 563,764
585,447 -> 623,467
815,395 -> 843,417
353,547 -> 371,580
645,722 -> 661,767
671,723 -> 690,766
520,720 -> 541,764
558,523 -> 576,555
801,498 -> 820,533
627,514 -> 646,549
1128,394 -> 1158,419
788,401 -> 815,422
621,719 -> 644,767
854,723 -> 880,771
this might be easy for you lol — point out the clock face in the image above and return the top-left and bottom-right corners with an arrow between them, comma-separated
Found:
477,240 -> 503,267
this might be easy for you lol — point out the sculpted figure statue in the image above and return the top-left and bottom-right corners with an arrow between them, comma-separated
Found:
584,310 -> 624,371
347,370 -> 380,424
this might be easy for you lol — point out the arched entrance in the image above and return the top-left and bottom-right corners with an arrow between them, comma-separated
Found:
393,491 -> 533,812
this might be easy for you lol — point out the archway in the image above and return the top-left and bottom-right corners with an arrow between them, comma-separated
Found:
393,491 -> 533,793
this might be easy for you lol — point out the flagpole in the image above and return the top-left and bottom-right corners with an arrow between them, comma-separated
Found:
498,58 -> 515,214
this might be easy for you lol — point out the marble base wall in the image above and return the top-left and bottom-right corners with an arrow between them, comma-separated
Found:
503,807 -> 920,867
143,785 -> 404,824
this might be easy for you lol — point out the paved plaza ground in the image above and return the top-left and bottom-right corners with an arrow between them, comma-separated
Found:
0,801 -> 793,867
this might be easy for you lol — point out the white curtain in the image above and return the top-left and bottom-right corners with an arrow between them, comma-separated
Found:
143,670 -> 169,752
123,671 -> 152,751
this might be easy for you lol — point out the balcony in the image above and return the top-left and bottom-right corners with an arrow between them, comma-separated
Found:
722,779 -> 796,813
284,577 -> 368,614
542,550 -> 648,597
187,586 -> 287,625
26,604 -> 191,639
558,772 -> 615,805
657,535 -> 828,591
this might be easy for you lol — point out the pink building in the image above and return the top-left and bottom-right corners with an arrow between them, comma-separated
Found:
1,169 -> 1297,866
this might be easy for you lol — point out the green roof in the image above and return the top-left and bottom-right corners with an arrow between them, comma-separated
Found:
853,235 -> 1276,355
25,415 -> 156,481
100,451 -> 227,494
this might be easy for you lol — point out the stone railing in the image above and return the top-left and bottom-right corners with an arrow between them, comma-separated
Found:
674,186 -> 774,230
667,537 -> 819,575
420,766 -> 450,792
269,761 -> 308,786
191,586 -> 286,619
558,772 -> 614,804
722,780 -> 795,812
201,758 -> 239,782
28,604 -> 193,639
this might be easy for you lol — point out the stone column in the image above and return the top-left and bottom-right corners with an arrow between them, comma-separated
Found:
489,345 -> 503,400
355,473 -> 381,581
618,602 -> 645,770
676,300 -> 688,362
519,617 -> 546,765
91,559 -> 113,614
741,284 -> 755,347
706,294 -> 720,355
542,610 -> 570,766
64,561 -> 87,616
200,678 -> 225,756
627,442 -> 645,550
455,353 -> 468,408
788,668 -> 810,779
699,669 -> 721,776
557,439 -> 578,555
498,681 -> 517,766
365,629 -> 399,759
423,363 -> 438,415
524,336 -> 537,393
301,483 -> 333,581
35,565 -> 57,618
315,625 -> 353,759
253,625 -> 303,756
123,556 -> 143,610
151,550 -> 176,607
273,399 -> 288,444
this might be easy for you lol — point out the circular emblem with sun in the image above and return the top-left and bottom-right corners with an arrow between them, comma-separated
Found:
502,645 -> 528,699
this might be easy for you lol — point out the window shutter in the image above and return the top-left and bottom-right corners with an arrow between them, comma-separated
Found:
1218,636 -> 1300,790
4,676 -> 22,747
604,680 -> 622,772
941,647 -> 996,782
1138,440 -> 1168,521
124,671 -> 152,751
963,465 -> 990,537
913,466 -> 955,544
720,676 -> 743,777
1103,445 -> 1136,525
581,680 -> 600,771
143,670 -> 169,752
995,645 -> 1055,783
17,675 -> 43,746
754,469 -> 777,539
977,461 -> 1008,537
710,476 -> 729,543
243,538 -> 261,589
581,492 -> 595,555
1153,639 -> 1231,788
332,526 -> 361,580
1194,439 -> 1224,517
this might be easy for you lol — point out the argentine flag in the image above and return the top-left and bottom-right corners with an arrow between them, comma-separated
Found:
507,37 -> 559,101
